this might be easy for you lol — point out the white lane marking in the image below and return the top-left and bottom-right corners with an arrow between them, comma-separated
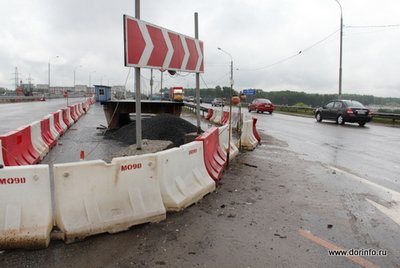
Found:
328,166 -> 400,226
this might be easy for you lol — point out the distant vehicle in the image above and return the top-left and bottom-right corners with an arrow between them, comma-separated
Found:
211,98 -> 224,107
186,96 -> 195,102
169,87 -> 184,102
248,98 -> 274,114
315,99 -> 373,126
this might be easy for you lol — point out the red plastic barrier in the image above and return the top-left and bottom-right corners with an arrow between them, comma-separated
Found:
69,106 -> 78,121
81,103 -> 87,114
40,118 -> 57,149
221,111 -> 230,125
62,108 -> 72,128
76,104 -> 83,117
195,127 -> 227,182
53,112 -> 65,136
206,109 -> 213,120
252,117 -> 261,142
0,126 -> 40,166
83,102 -> 89,113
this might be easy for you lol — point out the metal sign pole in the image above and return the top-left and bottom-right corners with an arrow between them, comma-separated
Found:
195,12 -> 201,134
135,0 -> 142,150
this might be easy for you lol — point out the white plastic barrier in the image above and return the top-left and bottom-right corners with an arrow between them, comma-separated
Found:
29,120 -> 49,160
230,112 -> 238,130
212,109 -> 222,124
53,154 -> 166,243
156,142 -> 216,211
45,114 -> 60,140
0,165 -> 52,249
240,119 -> 258,150
218,125 -> 239,161
57,110 -> 68,132
76,104 -> 83,118
65,107 -> 75,125
79,103 -> 85,115
209,108 -> 217,122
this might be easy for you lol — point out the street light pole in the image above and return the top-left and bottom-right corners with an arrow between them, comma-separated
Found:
48,56 -> 59,94
89,71 -> 96,88
334,0 -> 343,97
73,65 -> 82,91
218,47 -> 233,168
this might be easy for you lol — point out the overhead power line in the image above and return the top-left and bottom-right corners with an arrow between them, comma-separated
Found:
346,24 -> 400,29
240,29 -> 340,72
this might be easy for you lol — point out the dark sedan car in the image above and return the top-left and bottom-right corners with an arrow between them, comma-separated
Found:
315,99 -> 373,126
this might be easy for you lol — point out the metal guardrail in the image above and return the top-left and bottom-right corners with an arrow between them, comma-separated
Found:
373,112 -> 400,123
183,102 -> 208,117
185,103 -> 400,124
275,105 -> 400,124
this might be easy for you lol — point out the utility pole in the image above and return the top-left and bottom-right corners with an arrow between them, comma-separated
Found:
135,0 -> 142,149
218,47 -> 233,168
334,0 -> 343,97
195,12 -> 201,134
150,69 -> 153,100
13,67 -> 20,90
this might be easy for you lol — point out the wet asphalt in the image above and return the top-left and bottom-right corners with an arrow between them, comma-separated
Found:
0,97 -> 88,134
1,102 -> 400,267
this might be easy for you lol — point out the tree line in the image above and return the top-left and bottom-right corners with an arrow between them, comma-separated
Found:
179,87 -> 400,107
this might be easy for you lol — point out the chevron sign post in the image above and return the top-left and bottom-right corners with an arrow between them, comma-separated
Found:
123,15 -> 204,73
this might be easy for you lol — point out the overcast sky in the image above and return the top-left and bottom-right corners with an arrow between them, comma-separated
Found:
0,0 -> 399,97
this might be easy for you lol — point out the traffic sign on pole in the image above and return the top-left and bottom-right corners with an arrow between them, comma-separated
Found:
243,89 -> 256,96
124,15 -> 204,73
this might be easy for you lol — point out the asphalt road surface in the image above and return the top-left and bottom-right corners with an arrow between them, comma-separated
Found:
1,106 -> 400,267
0,97 -> 88,134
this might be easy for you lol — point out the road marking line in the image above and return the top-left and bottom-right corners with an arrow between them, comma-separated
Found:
299,229 -> 380,268
328,166 -> 400,226
366,199 -> 400,226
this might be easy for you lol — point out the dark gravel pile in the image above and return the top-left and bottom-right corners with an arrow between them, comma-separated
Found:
106,113 -> 199,147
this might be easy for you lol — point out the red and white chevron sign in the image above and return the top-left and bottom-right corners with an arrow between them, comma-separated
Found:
123,15 -> 204,73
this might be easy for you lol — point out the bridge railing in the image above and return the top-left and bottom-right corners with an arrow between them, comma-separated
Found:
183,102 -> 208,117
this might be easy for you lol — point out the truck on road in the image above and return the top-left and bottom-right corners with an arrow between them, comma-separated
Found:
169,87 -> 184,102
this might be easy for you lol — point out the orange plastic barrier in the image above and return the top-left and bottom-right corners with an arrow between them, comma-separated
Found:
221,111 -> 230,125
40,118 -> 57,149
206,108 -> 214,120
0,126 -> 40,166
252,117 -> 261,142
195,127 -> 227,182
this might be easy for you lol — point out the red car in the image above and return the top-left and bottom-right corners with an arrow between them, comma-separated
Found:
248,98 -> 274,114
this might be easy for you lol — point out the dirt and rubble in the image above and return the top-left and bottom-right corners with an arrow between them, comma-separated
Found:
105,113 -> 200,147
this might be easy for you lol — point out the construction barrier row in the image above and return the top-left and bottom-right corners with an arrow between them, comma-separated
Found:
205,107 -> 261,150
0,97 -> 95,167
0,135 -> 222,248
1,102 -> 255,249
